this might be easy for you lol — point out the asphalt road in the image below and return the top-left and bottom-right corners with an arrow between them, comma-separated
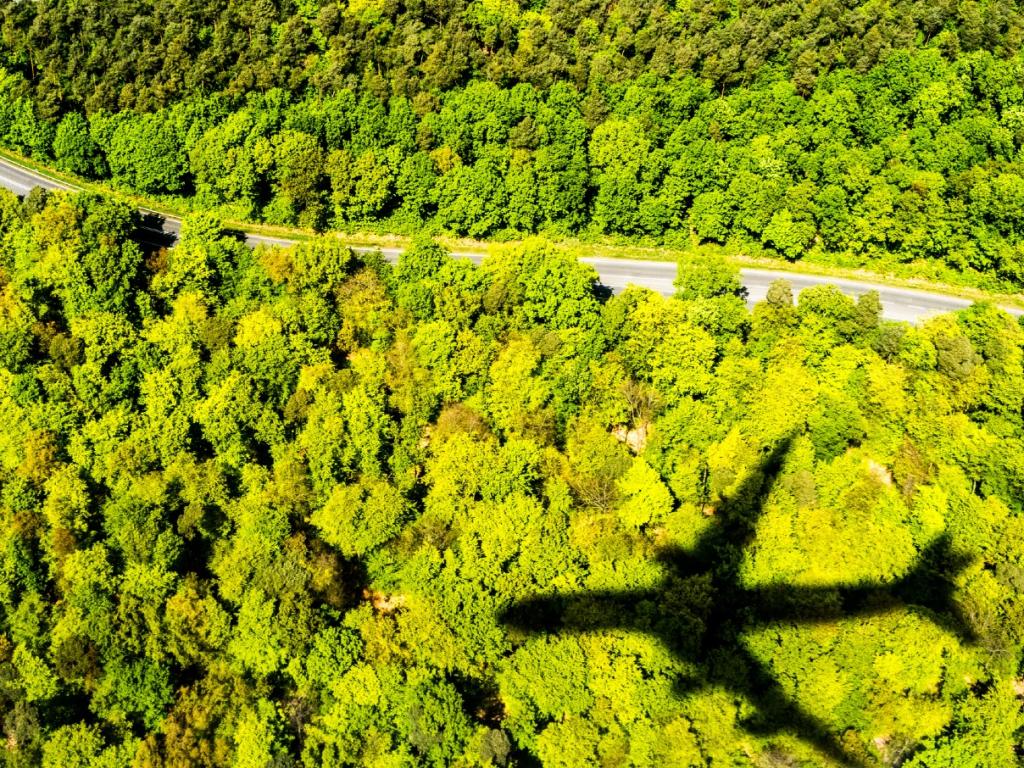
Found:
0,157 -> 1018,323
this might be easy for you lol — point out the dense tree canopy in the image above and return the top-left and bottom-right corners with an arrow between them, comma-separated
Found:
3,3 -> 1024,286
0,188 -> 1020,765
5,0 -> 1024,114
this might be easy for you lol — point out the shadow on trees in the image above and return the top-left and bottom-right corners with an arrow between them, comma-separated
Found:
501,437 -> 976,767
220,227 -> 249,245
133,211 -> 178,251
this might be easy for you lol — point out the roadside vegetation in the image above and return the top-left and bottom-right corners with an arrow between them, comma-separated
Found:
0,187 -> 1020,766
3,3 -> 1024,290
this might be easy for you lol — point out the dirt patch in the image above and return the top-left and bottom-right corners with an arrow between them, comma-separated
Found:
612,422 -> 649,454
363,590 -> 406,614
866,459 -> 894,486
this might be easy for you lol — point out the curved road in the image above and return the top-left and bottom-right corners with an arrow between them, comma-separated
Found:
0,158 -> 1019,323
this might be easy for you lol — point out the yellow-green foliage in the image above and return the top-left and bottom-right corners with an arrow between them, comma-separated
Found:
0,191 -> 1020,766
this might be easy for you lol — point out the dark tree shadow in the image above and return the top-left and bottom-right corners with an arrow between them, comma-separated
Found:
134,211 -> 179,251
502,437 -> 975,767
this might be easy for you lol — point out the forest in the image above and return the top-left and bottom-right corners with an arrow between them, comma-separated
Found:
3,2 -> 1024,287
0,186 -> 1019,766
0,1 -> 1023,766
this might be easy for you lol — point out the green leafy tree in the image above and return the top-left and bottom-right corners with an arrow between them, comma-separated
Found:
107,113 -> 185,193
312,479 -> 407,557
674,253 -> 746,300
269,130 -> 326,228
52,112 -> 104,176
436,159 -> 509,238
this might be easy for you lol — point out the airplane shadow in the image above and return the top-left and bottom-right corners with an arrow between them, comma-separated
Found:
501,437 -> 975,767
